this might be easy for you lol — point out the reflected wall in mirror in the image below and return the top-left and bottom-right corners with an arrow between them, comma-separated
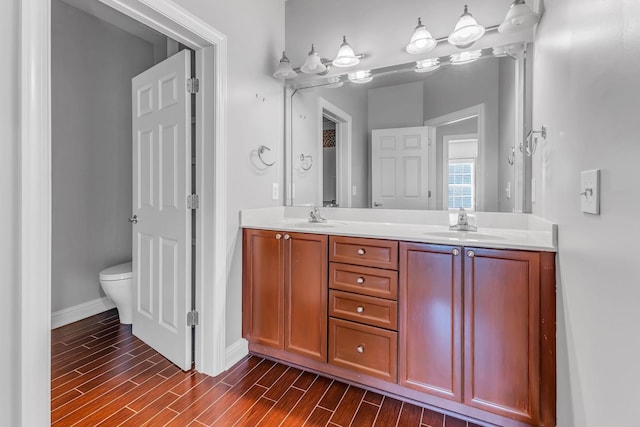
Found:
286,45 -> 531,213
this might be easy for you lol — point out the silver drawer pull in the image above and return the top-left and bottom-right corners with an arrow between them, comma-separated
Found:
356,277 -> 365,284
452,248 -> 460,256
357,248 -> 366,255
356,306 -> 364,313
467,250 -> 475,258
275,233 -> 282,240
356,345 -> 365,354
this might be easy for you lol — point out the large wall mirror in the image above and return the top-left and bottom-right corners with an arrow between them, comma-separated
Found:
285,43 -> 532,213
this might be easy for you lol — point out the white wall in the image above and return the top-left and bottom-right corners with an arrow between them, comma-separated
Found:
0,0 -> 20,422
532,0 -> 640,425
51,0 -> 157,313
173,0 -> 286,347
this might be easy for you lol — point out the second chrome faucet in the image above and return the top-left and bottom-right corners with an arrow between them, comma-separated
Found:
449,208 -> 477,232
309,207 -> 327,223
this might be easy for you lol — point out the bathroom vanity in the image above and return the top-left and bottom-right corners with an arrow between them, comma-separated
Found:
241,207 -> 556,427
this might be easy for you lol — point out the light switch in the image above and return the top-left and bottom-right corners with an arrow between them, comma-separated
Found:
531,178 -> 536,203
580,169 -> 600,215
506,181 -> 511,199
272,183 -> 279,200
352,185 -> 358,196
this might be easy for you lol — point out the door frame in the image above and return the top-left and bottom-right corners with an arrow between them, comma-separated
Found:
20,0 -> 228,424
317,97 -> 352,208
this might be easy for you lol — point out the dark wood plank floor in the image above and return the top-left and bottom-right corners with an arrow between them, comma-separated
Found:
52,309 -> 479,426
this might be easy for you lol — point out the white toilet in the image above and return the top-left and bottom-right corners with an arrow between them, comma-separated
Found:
99,261 -> 133,324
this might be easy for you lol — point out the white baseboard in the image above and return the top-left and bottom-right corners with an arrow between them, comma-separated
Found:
225,338 -> 249,370
51,296 -> 116,329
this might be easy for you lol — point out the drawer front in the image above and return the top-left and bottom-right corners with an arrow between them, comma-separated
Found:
330,263 -> 398,300
330,236 -> 398,270
329,318 -> 398,383
329,290 -> 398,330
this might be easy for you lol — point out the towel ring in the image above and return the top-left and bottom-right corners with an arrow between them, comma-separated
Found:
299,154 -> 313,171
257,145 -> 275,167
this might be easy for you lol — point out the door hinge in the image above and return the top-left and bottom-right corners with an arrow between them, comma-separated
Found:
187,310 -> 199,327
187,194 -> 199,209
187,78 -> 199,94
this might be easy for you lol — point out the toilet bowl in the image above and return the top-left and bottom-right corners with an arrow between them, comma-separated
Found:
99,262 -> 133,324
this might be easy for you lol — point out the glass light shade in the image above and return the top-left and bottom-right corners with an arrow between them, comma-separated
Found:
272,51 -> 297,79
348,70 -> 373,84
498,0 -> 538,33
332,36 -> 360,68
406,18 -> 436,55
447,5 -> 486,48
450,50 -> 482,65
300,45 -> 327,74
415,58 -> 440,73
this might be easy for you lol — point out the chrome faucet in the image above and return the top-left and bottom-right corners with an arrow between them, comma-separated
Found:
309,207 -> 327,223
449,208 -> 477,232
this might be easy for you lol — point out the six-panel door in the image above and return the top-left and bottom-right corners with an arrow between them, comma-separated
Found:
399,242 -> 463,401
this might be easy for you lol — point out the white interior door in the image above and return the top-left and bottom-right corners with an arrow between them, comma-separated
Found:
371,126 -> 430,209
132,50 -> 192,370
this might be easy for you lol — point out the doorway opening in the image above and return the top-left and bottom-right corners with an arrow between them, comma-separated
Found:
21,0 -> 228,423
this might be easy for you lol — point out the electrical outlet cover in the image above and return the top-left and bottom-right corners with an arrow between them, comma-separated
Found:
580,169 -> 600,215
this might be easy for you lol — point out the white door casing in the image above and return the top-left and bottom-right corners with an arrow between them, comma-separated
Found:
371,126 -> 430,209
132,49 -> 192,371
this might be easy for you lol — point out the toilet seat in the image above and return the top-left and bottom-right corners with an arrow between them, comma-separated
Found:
99,262 -> 132,281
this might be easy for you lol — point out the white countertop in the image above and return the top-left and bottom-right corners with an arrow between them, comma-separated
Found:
240,207 -> 557,252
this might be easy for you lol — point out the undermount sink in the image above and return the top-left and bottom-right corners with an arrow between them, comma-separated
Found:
423,230 -> 505,241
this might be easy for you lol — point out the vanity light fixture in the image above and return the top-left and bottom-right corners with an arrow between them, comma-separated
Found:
348,70 -> 373,84
448,5 -> 486,49
273,51 -> 298,79
414,58 -> 440,73
406,18 -> 436,54
300,44 -> 328,74
332,36 -> 360,67
450,49 -> 482,65
498,0 -> 538,33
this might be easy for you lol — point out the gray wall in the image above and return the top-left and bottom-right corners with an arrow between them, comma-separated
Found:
368,81 -> 424,131
532,0 -> 640,425
0,0 -> 19,422
51,0 -> 156,313
497,56 -> 517,213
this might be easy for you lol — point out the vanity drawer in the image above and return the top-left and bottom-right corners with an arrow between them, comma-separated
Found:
330,263 -> 398,300
329,318 -> 398,383
329,236 -> 398,270
329,290 -> 397,330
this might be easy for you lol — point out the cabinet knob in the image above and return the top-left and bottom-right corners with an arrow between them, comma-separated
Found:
356,306 -> 364,313
356,345 -> 365,354
452,248 -> 460,256
467,250 -> 475,258
356,277 -> 365,284
357,248 -> 366,255
284,234 -> 291,240
275,233 -> 282,240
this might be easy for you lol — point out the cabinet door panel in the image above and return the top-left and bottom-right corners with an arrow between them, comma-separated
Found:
242,229 -> 283,349
285,232 -> 328,362
464,248 -> 540,424
399,242 -> 462,401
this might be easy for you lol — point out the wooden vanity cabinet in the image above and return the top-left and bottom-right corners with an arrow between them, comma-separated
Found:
399,242 -> 555,427
242,228 -> 328,362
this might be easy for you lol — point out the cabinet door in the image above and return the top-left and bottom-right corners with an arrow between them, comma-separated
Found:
242,229 -> 284,349
399,242 -> 463,401
463,248 -> 540,425
284,232 -> 328,362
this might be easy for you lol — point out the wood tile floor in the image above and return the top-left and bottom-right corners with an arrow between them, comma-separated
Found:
52,309 -> 480,426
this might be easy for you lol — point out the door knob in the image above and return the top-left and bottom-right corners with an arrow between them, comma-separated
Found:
128,215 -> 138,224
373,202 -> 383,207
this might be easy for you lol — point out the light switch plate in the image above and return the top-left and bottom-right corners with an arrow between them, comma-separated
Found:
272,183 -> 279,200
580,169 -> 600,214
